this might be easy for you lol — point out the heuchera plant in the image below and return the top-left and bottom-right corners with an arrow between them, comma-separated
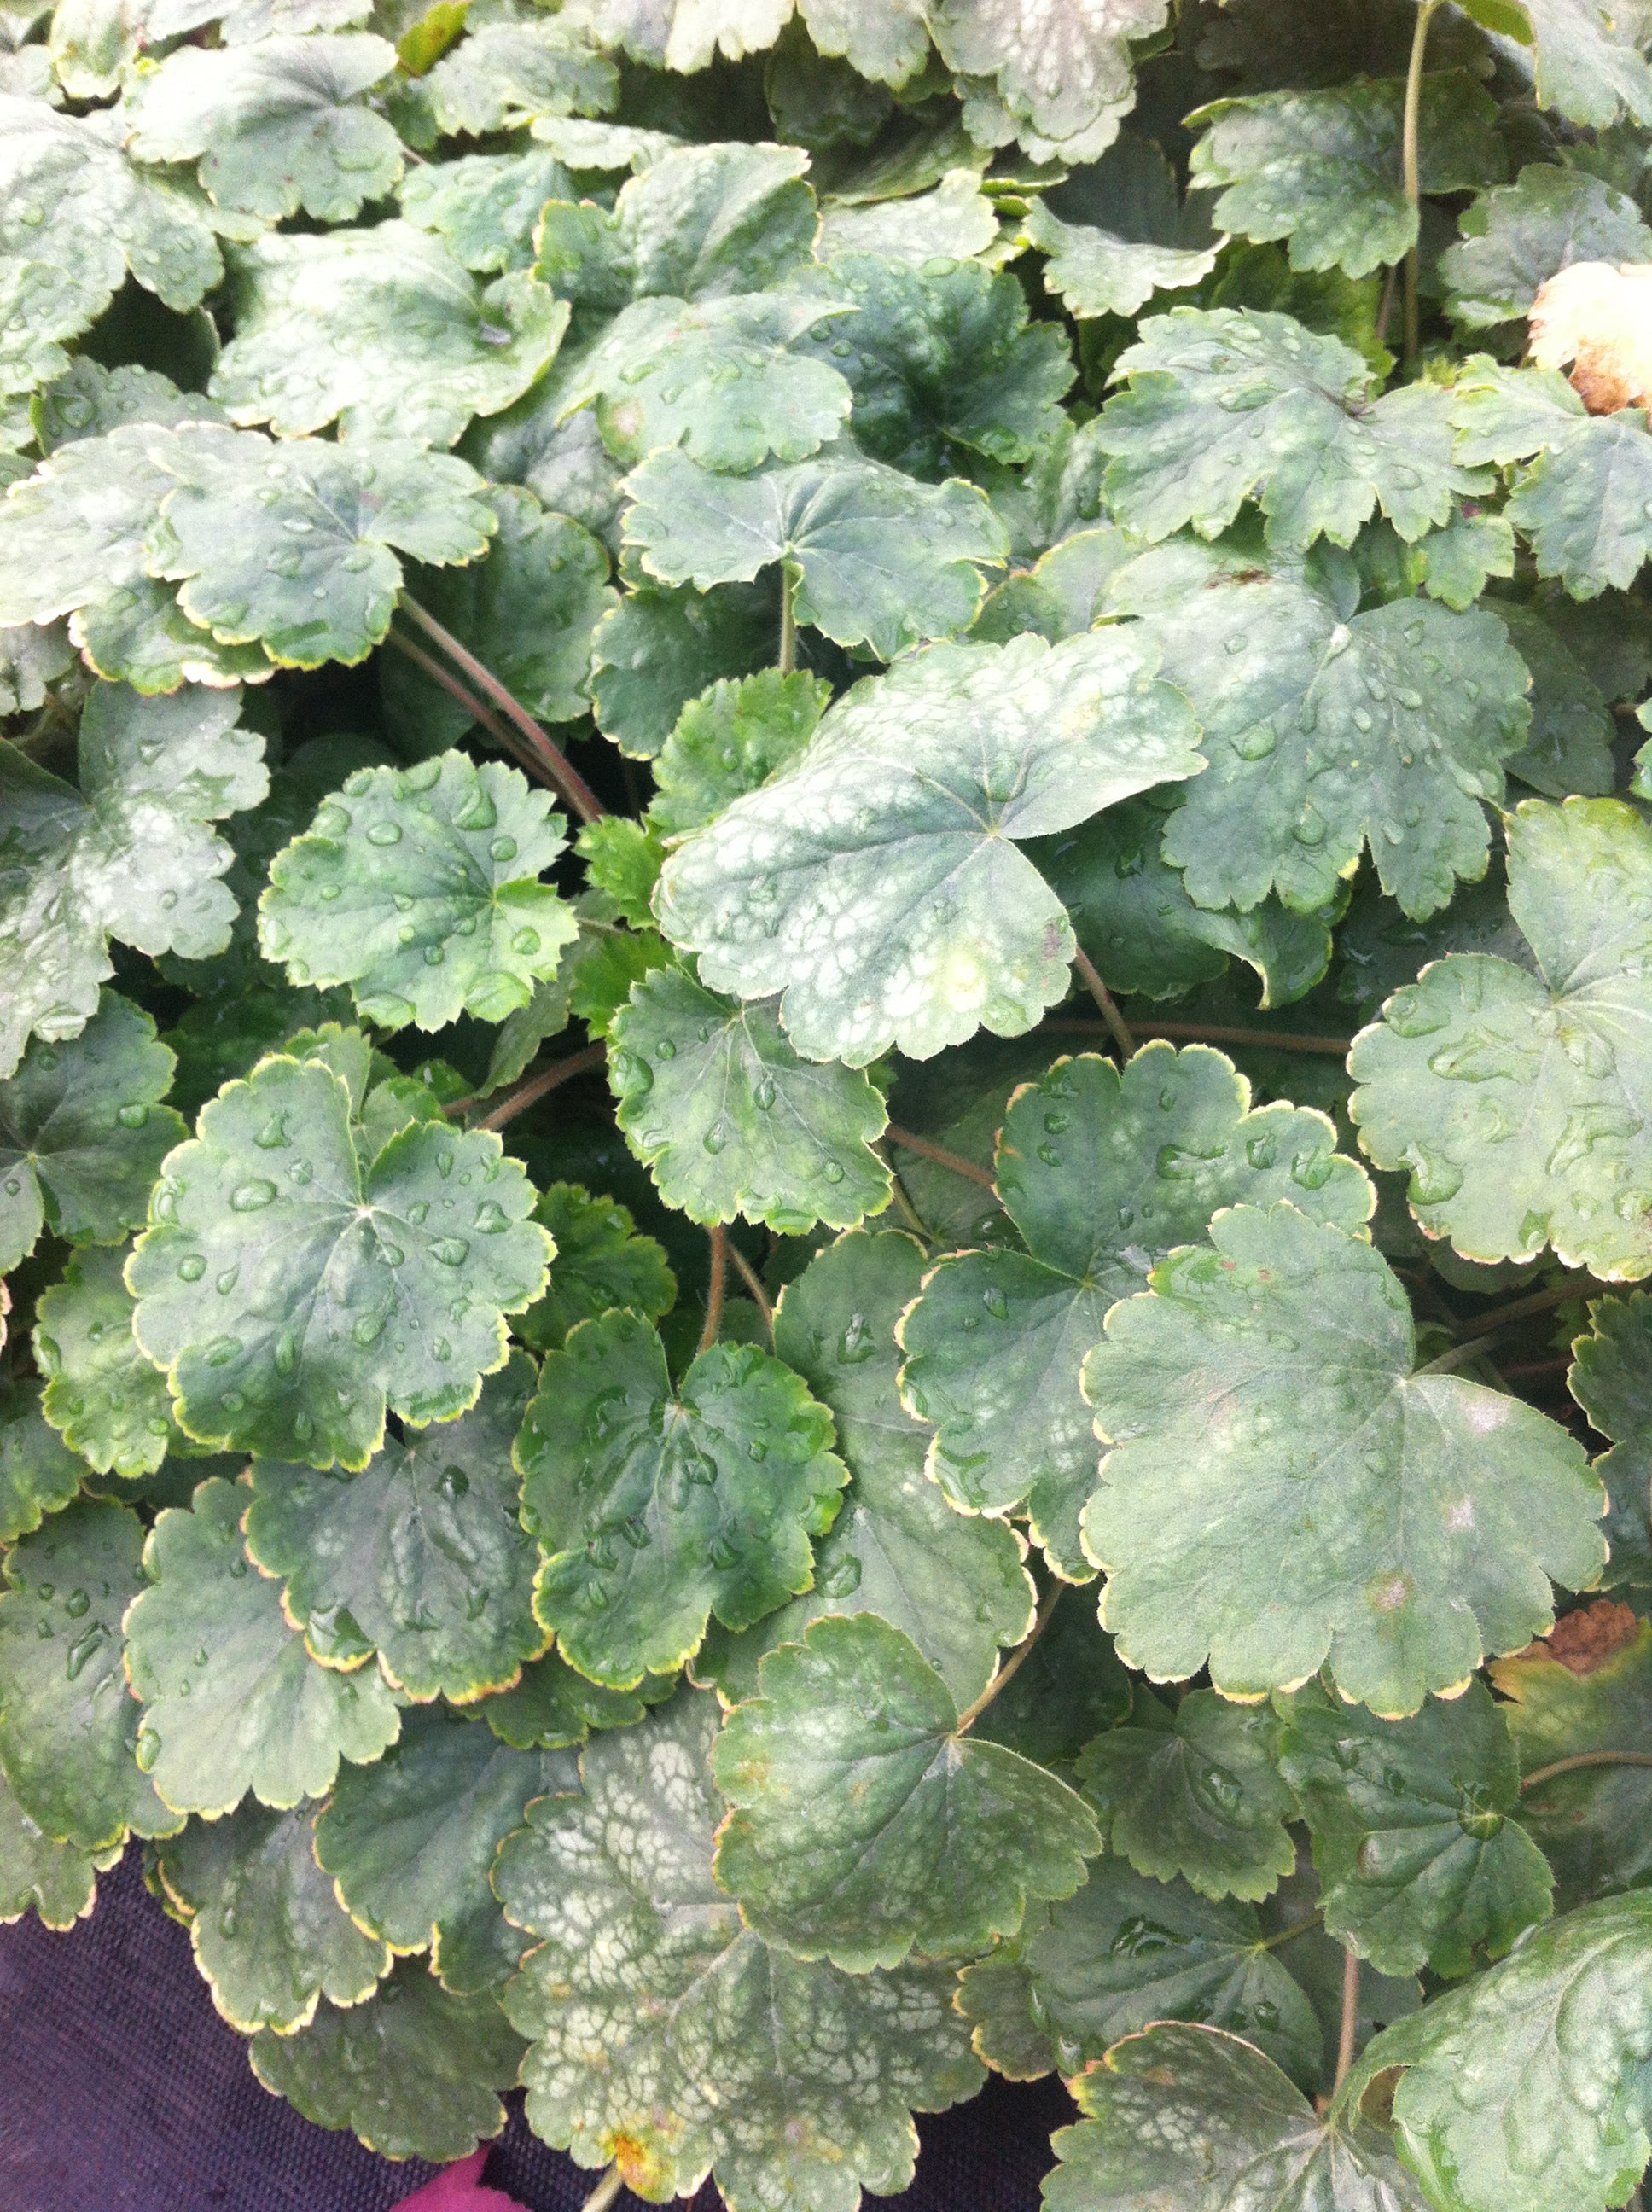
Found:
7,1 -> 1652,2208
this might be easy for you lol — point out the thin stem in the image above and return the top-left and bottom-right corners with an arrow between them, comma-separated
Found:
1449,1278 -> 1588,1341
955,1582 -> 1063,1735
777,568 -> 797,677
1071,946 -> 1136,1059
1374,258 -> 1400,352
1334,1947 -> 1361,2095
1255,1908 -> 1323,1955
1401,0 -> 1442,371
1521,1750 -> 1652,1792
387,629 -> 551,789
880,1154 -> 934,1243
698,1223 -> 728,1355
883,1125 -> 996,1190
1045,1018 -> 1352,1058
728,1242 -> 774,1335
398,594 -> 607,826
581,2163 -> 625,2212
465,1042 -> 607,1130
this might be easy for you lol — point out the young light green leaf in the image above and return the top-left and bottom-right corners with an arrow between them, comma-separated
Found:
1278,1677 -> 1553,1976
124,34 -> 403,224
713,1612 -> 1100,1970
1414,502 -> 1518,611
589,579 -> 774,759
515,1182 -> 676,1353
32,359 -> 229,455
517,1307 -> 846,1687
497,1685 -> 984,2211
1506,410 -> 1652,597
1081,1204 -> 1606,1717
315,1703 -> 577,1994
35,1245 -> 183,1481
656,630 -> 1202,1065
927,0 -> 1167,164
608,966 -> 893,1234
399,147 -> 579,276
147,427 -> 498,670
1570,1294 -> 1652,1585
1492,1602 -> 1652,1912
0,1497 -> 182,1849
0,990 -> 185,1268
127,1056 -> 550,1468
647,669 -> 829,837
1187,73 -> 1506,279
817,170 -> 1000,265
1076,1686 -> 1299,1903
695,1227 -> 1037,1711
0,1380 -> 85,1545
621,448 -> 1009,661
1486,0 -> 1652,131
896,1047 -> 1371,1578
1046,2021 -> 1428,2212
250,1958 -> 525,2163
0,683 -> 268,1080
1343,1890 -> 1652,2212
260,753 -> 576,1030
1349,798 -> 1652,1280
1095,308 -> 1473,549
1022,197 -> 1219,321
423,18 -> 617,137
243,1356 -> 545,1703
378,486 -> 614,746
124,1476 -> 401,1816
157,1798 -> 390,2034
0,1761 -> 108,1932
1441,164 -> 1652,328
212,223 -> 568,446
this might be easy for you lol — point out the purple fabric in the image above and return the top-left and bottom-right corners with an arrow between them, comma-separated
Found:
0,1852 -> 1070,2212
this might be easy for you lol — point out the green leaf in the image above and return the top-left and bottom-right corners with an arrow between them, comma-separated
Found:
1344,1891 -> 1652,2212
1187,73 -> 1505,279
1080,1203 -> 1606,1716
817,169 -> 1000,264
1137,575 -> 1533,922
927,0 -> 1167,164
378,486 -> 614,746
35,1245 -> 183,1480
621,448 -> 1009,661
212,223 -> 569,446
517,1307 -> 846,1687
972,526 -> 1136,648
656,630 -> 1202,1065
0,990 -> 185,1268
1492,1603 -> 1652,1911
647,669 -> 829,837
0,683 -> 268,1080
260,752 -> 576,1029
0,1761 -> 107,1931
314,1702 -> 576,1994
694,1226 -> 1037,1710
535,140 -> 817,306
1483,0 -> 1652,131
576,817 -> 666,931
1278,1676 -> 1553,1976
423,18 -> 617,137
147,427 -> 498,671
1413,502 -> 1517,611
1494,601 -> 1615,800
477,1644 -> 669,1749
1348,798 -> 1652,1280
786,252 -> 1074,473
1570,1294 -> 1652,1586
0,1497 -> 181,1849
515,1181 -> 676,1353
966,1593 -> 1133,1771
127,1055 -> 551,1469
1094,307 -> 1472,549
1014,1856 -> 1325,2088
156,1798 -> 390,2033
1446,355 -> 1585,469
399,147 -> 579,276
1441,164 -> 1652,328
589,579 -> 774,760
124,1476 -> 402,1816
497,1685 -> 984,2210
125,34 -> 403,224
1076,1686 -> 1299,1903
1506,410 -> 1652,597
954,1908 -> 1060,2081
0,1379 -> 86,1545
0,95 -> 223,398
1045,2021 -> 1428,2212
243,1356 -> 545,1703
713,1612 -> 1099,1970
0,427 -> 275,694
608,965 -> 893,1233
250,1957 -> 525,2163
897,1046 -> 1372,1577
1022,196 -> 1220,320
32,358 -> 229,454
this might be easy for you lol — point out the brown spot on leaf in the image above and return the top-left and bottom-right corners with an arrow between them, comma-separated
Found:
1528,261 -> 1652,414
1533,1597 -> 1640,1675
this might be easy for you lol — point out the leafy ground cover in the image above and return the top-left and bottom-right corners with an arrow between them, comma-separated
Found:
6,3 -> 1652,2210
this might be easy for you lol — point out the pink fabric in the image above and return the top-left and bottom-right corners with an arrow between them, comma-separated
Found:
391,2151 -> 530,2212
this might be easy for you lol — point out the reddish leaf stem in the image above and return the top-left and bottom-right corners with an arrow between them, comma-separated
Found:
699,1223 -> 728,1355
1521,1750 -> 1652,1791
955,1583 -> 1063,1736
883,1125 -> 996,1190
1071,946 -> 1136,1058
463,1042 -> 608,1129
727,1243 -> 774,1334
1334,1948 -> 1361,2095
1045,1017 -> 1352,1057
